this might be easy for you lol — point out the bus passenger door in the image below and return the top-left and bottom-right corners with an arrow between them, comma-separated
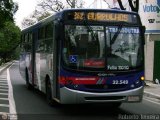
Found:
32,32 -> 36,86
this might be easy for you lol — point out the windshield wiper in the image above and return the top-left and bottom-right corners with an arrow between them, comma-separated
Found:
110,21 -> 135,45
110,25 -> 123,45
83,20 -> 97,41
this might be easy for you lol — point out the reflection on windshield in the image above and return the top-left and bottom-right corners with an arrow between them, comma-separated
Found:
107,27 -> 142,70
63,25 -> 105,69
63,25 -> 143,71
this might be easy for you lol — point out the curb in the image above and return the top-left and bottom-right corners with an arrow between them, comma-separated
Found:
144,91 -> 160,99
0,61 -> 14,74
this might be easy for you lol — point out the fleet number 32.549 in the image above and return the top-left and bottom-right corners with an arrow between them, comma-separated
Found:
112,80 -> 128,84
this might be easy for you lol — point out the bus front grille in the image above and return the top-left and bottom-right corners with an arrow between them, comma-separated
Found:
84,84 -> 127,92
85,96 -> 125,101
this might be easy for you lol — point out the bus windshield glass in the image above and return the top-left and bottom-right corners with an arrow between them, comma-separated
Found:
63,25 -> 143,71
106,26 -> 142,71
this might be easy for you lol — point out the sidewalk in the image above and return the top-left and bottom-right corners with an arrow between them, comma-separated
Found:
144,81 -> 160,99
0,62 -> 160,100
0,61 -> 13,74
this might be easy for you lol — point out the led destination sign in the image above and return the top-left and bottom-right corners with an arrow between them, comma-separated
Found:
87,12 -> 128,22
67,12 -> 137,23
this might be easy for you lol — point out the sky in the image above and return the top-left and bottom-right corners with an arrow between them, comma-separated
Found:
13,0 -> 41,28
13,0 -> 113,28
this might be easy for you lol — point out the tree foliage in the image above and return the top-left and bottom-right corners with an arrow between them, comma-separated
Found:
117,0 -> 139,12
0,0 -> 18,28
0,21 -> 21,62
37,0 -> 65,12
21,17 -> 37,29
37,0 -> 84,12
0,0 -> 20,63
21,10 -> 51,29
103,0 -> 139,12
21,0 -> 84,29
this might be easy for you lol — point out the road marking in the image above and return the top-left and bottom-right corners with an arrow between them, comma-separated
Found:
0,83 -> 8,86
0,104 -> 9,107
0,93 -> 8,95
0,98 -> 8,100
0,78 -> 7,82
144,98 -> 160,106
0,75 -> 7,77
0,86 -> 8,89
0,77 -> 7,79
0,82 -> 7,84
0,78 -> 7,79
144,91 -> 160,98
0,112 -> 9,114
0,89 -> 8,92
7,64 -> 17,119
0,79 -> 7,81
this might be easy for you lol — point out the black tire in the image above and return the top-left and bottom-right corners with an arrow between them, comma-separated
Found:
111,102 -> 122,108
46,80 -> 58,106
25,69 -> 32,90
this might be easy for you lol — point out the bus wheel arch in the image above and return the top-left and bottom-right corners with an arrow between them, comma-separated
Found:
25,68 -> 32,90
45,75 -> 58,106
45,75 -> 53,106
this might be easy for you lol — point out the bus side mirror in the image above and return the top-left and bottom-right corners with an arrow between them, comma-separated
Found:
141,26 -> 146,45
142,26 -> 146,34
55,22 -> 63,41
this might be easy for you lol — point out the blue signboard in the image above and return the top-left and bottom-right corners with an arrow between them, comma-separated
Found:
69,55 -> 78,63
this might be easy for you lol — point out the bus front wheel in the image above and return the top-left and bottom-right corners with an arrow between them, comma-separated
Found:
111,102 -> 122,108
46,80 -> 57,106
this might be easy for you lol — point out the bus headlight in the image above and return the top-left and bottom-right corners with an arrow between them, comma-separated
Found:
140,76 -> 145,81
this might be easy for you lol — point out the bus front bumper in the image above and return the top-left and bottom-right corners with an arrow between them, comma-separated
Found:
60,86 -> 144,104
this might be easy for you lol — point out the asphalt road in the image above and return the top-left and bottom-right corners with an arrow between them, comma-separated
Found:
6,61 -> 160,120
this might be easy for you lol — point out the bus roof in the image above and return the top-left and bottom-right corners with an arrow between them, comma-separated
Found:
22,8 -> 139,33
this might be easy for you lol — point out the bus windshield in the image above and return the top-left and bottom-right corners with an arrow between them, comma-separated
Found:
107,26 -> 142,71
63,25 -> 143,71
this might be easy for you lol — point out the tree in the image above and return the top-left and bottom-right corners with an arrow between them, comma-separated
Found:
37,0 -> 84,12
21,17 -> 37,29
117,0 -> 139,12
37,0 -> 65,12
0,0 -> 20,63
0,21 -> 21,62
117,0 -> 126,10
21,10 -> 51,29
0,0 -> 18,28
128,0 -> 139,12
103,0 -> 139,12
32,10 -> 51,21
21,0 -> 84,29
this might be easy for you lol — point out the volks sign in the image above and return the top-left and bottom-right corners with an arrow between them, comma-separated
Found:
139,0 -> 160,33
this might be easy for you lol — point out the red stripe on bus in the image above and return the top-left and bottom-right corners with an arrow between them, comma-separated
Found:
59,76 -> 100,85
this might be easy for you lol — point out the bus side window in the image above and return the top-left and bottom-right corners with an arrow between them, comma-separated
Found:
38,27 -> 45,40
37,27 -> 45,52
24,34 -> 29,52
24,33 -> 32,52
46,23 -> 53,39
45,23 -> 53,53
20,34 -> 25,52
